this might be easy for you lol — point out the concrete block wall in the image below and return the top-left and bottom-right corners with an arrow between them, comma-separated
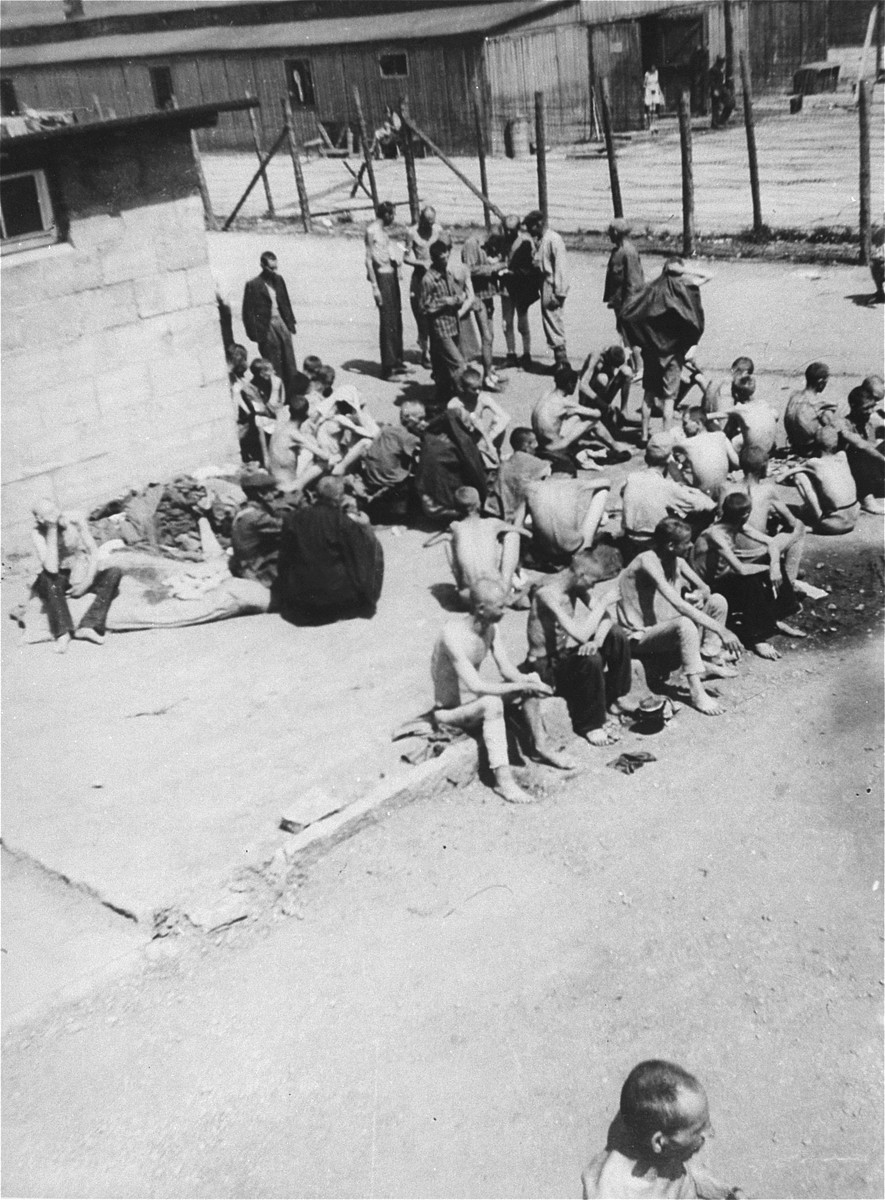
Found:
1,191 -> 238,546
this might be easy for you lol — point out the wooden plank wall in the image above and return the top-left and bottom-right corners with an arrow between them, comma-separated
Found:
589,20 -> 643,131
749,0 -> 829,91
485,25 -> 593,154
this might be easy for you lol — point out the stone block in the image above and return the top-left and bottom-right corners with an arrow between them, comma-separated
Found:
149,352 -> 203,397
69,213 -> 126,254
26,248 -> 104,299
185,264 -> 218,308
81,282 -> 138,334
133,271 -> 191,319
197,342 -> 230,388
154,223 -> 208,272
1,474 -> 59,540
94,364 -> 153,413
112,314 -> 170,364
19,423 -> 100,475
15,295 -> 87,347
101,241 -> 159,287
56,330 -> 122,381
38,377 -> 100,429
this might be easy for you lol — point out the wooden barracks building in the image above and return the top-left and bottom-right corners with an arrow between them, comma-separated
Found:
0,0 -> 869,156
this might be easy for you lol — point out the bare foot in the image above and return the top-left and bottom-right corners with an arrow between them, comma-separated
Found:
861,497 -> 885,515
53,633 -> 71,654
753,642 -> 781,660
74,627 -> 105,645
493,767 -> 537,804
584,724 -> 620,747
688,679 -> 725,715
775,620 -> 806,638
496,781 -> 538,804
692,691 -> 726,716
534,743 -> 579,770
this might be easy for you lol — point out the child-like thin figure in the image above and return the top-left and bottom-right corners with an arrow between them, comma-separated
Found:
692,492 -> 803,660
732,445 -> 814,594
671,406 -> 739,501
781,424 -> 859,535
581,1059 -> 744,1199
439,486 -> 525,605
715,375 -> 778,472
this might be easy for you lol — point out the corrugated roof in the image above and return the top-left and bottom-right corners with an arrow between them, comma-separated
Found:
1,0 -> 571,63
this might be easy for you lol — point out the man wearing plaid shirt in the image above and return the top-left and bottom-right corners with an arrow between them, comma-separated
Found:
420,234 -> 469,403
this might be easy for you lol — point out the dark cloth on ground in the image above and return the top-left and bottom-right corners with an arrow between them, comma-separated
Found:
230,502 -> 283,589
714,571 -> 796,646
521,625 -> 632,735
362,424 -> 420,492
417,412 -> 488,515
276,504 -> 384,623
33,566 -> 122,639
504,234 -> 541,310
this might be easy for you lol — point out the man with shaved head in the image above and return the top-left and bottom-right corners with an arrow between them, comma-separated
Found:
431,577 -> 574,804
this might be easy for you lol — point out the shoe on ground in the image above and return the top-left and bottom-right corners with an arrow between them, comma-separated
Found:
483,377 -> 502,393
504,354 -> 519,369
520,355 -> 535,372
74,627 -> 105,645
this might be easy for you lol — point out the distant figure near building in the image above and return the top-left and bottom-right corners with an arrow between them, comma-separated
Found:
642,64 -> 663,133
365,200 -> 409,381
709,55 -> 735,128
241,250 -> 298,400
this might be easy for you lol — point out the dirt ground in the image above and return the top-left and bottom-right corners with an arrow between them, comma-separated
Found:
2,236 -> 883,1198
202,87 -> 885,240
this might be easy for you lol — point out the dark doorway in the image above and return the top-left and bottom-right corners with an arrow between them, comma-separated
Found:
640,14 -> 707,114
149,65 -> 175,111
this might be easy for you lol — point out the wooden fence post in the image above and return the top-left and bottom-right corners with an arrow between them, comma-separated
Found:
400,97 -> 420,224
859,79 -> 872,264
534,90 -> 548,222
739,52 -> 764,237
222,125 -> 288,230
598,78 -> 623,219
352,85 -> 379,210
678,89 -> 695,257
246,92 -> 275,217
472,86 -> 492,234
283,97 -> 312,232
399,112 -> 506,222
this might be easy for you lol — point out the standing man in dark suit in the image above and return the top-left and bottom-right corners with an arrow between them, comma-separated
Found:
242,250 -> 298,399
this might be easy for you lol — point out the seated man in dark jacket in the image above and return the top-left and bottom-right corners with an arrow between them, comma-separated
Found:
276,478 -> 384,624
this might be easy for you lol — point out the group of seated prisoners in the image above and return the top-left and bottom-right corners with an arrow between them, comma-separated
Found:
29,215 -> 884,809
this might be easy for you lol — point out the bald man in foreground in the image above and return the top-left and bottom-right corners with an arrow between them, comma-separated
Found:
431,578 -> 576,803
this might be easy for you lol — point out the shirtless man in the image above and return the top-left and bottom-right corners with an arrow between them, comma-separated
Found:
524,545 -> 633,746
31,501 -> 122,651
784,362 -> 832,457
521,473 -> 613,567
578,344 -> 636,433
621,434 -> 715,556
431,578 -> 574,803
447,364 -> 510,469
671,406 -> 739,500
677,353 -> 754,417
532,364 -> 631,472
616,517 -> 742,716
440,486 -> 524,604
836,374 -> 885,514
714,375 -> 778,471
730,445 -> 813,592
782,424 -> 860,534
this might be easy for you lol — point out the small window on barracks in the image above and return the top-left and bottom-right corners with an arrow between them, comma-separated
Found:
379,52 -> 408,79
149,65 -> 175,110
1,169 -> 59,255
286,59 -> 316,108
